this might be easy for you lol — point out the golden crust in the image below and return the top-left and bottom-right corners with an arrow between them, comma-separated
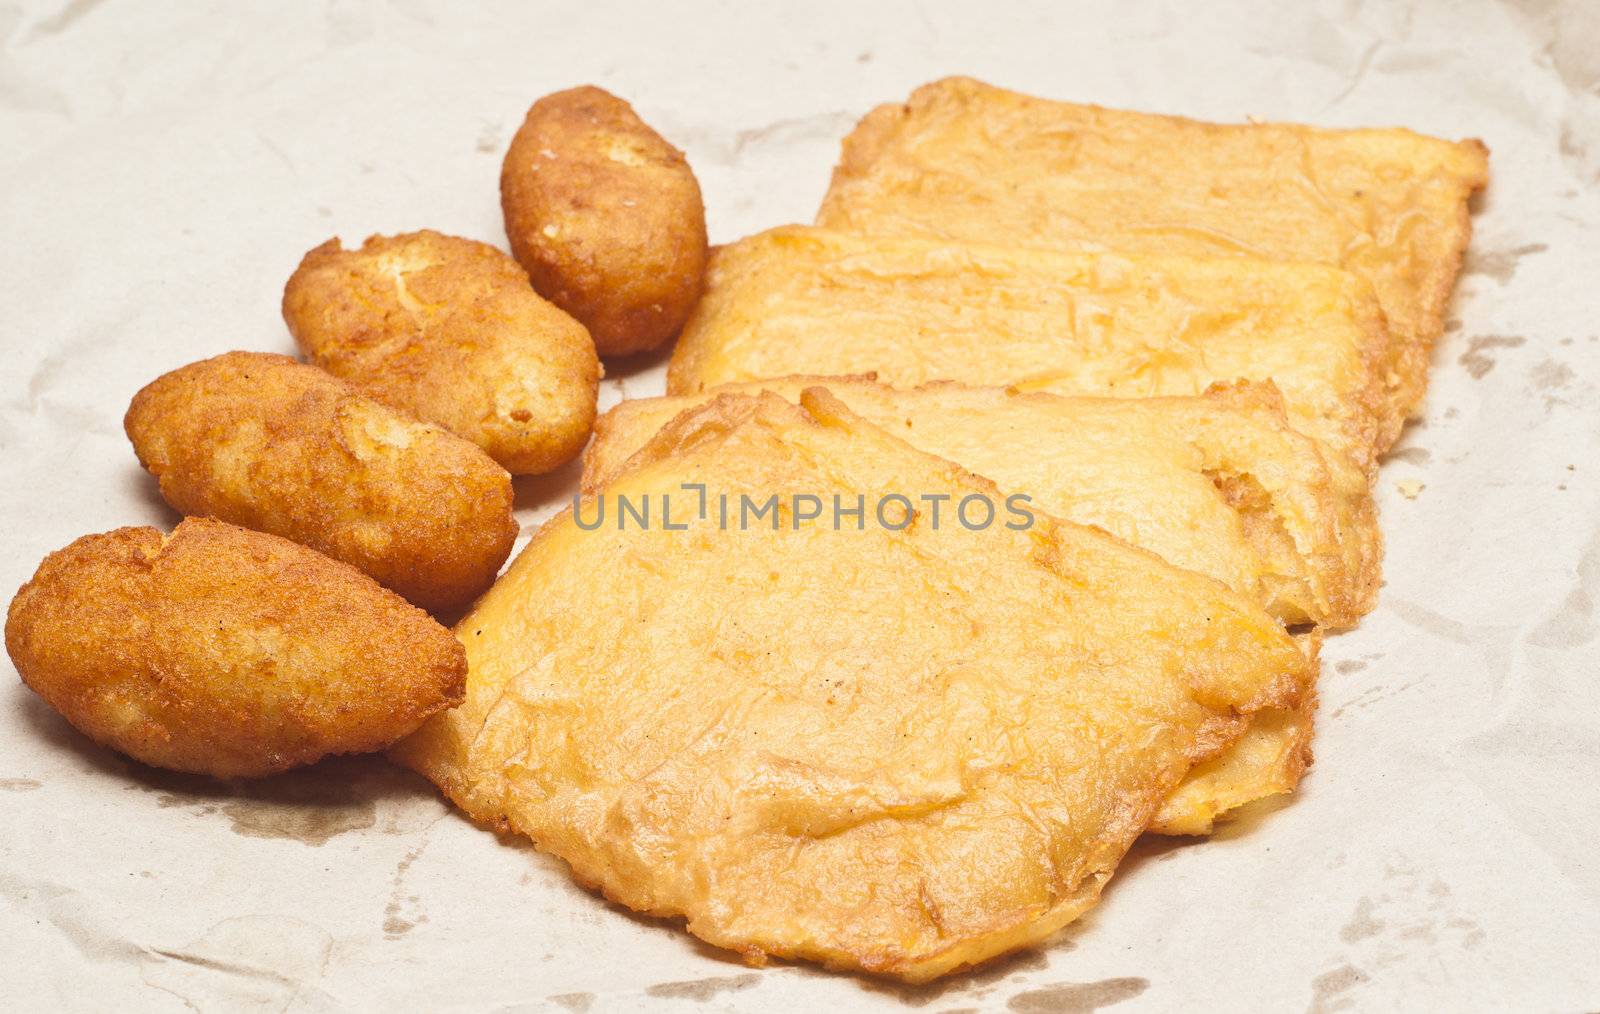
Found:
817,77 -> 1489,418
6,519 -> 466,778
501,86 -> 708,356
585,378 -> 1366,835
282,229 -> 600,475
667,226 -> 1396,474
393,391 -> 1311,981
125,352 -> 517,614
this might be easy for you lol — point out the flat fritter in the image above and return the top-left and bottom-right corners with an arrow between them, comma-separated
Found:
393,391 -> 1310,980
587,377 -> 1378,628
586,378 -> 1362,834
6,519 -> 466,778
126,352 -> 517,614
667,226 -> 1396,473
816,77 -> 1489,418
283,229 -> 600,475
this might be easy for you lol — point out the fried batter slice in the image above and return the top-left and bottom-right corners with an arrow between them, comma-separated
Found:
587,377 -> 1378,629
393,390 -> 1311,981
585,378 -> 1353,835
667,226 -> 1395,473
816,77 -> 1489,418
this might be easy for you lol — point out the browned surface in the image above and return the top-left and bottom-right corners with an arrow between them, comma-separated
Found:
393,391 -> 1310,981
126,352 -> 517,613
283,229 -> 599,475
501,86 -> 707,356
817,77 -> 1488,417
6,519 -> 466,778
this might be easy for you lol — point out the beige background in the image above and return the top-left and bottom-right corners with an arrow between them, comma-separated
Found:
1,0 -> 1597,1009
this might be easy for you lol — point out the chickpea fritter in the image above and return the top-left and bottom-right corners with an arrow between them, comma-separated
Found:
5,519 -> 467,778
282,229 -> 600,475
125,352 -> 516,614
500,86 -> 708,357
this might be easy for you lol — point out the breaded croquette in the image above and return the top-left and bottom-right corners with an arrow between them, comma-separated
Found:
501,86 -> 708,356
125,352 -> 517,614
283,229 -> 600,475
6,519 -> 466,778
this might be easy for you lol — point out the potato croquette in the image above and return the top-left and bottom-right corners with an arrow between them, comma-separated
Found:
6,519 -> 466,778
282,229 -> 600,475
125,352 -> 517,614
500,86 -> 708,356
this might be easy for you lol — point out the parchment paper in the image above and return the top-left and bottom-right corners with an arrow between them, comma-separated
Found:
2,1 -> 1597,1010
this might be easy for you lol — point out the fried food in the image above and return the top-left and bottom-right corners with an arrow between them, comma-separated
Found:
6,518 -> 466,778
125,352 -> 517,614
817,77 -> 1489,418
392,390 -> 1311,980
501,86 -> 708,356
1155,680 -> 1317,837
586,378 -> 1360,835
283,229 -> 600,475
587,377 -> 1378,629
668,226 -> 1396,472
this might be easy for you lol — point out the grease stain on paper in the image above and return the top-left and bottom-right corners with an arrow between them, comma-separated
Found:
1384,598 -> 1474,645
1462,242 -> 1547,284
383,846 -> 428,938
1340,897 -> 1385,943
1006,976 -> 1149,1012
1530,358 -> 1579,410
1312,864 -> 1486,1010
1309,963 -> 1369,1012
1457,335 -> 1525,379
645,972 -> 762,1000
155,789 -> 376,847
145,756 -> 437,846
1330,678 -> 1423,720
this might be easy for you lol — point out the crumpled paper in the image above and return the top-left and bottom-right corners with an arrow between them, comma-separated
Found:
2,0 -> 1597,1010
